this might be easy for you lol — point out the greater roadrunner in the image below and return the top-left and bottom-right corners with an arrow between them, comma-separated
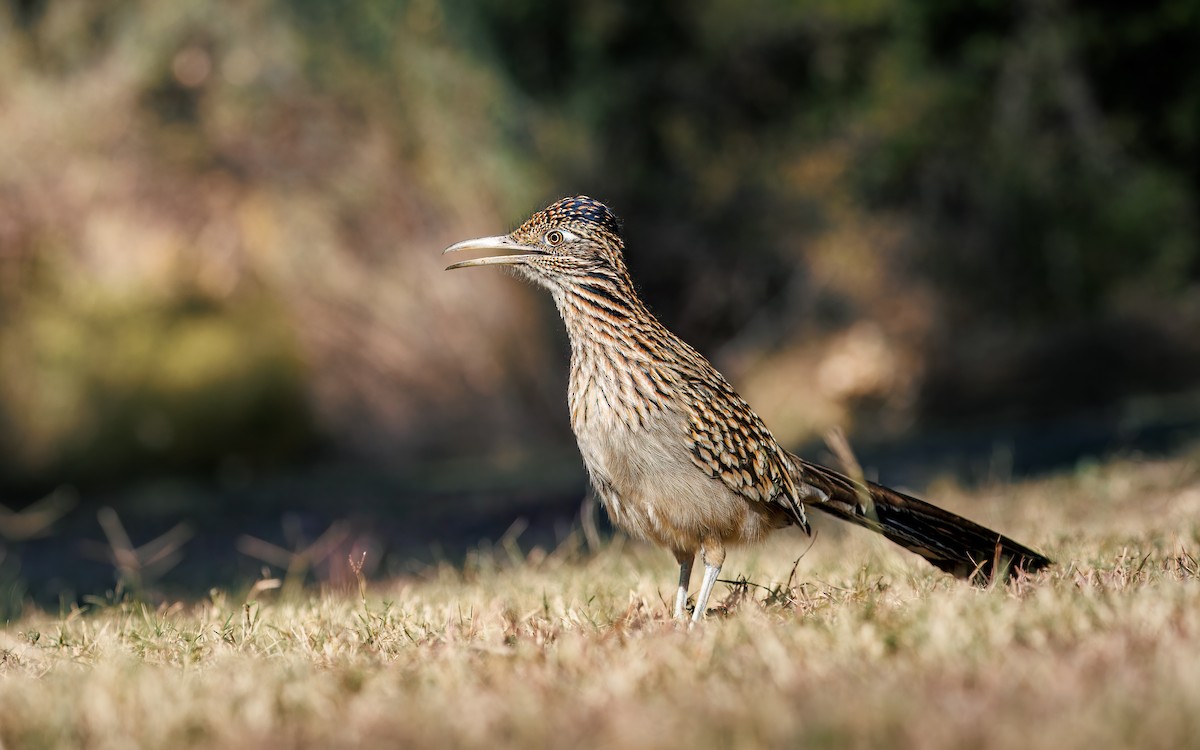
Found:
445,196 -> 1051,622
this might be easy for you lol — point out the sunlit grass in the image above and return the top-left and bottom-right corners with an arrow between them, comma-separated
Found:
2,450 -> 1199,749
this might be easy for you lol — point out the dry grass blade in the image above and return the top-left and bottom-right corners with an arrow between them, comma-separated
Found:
2,450 -> 1199,750
81,507 -> 193,592
0,488 -> 76,541
237,520 -> 352,594
825,426 -> 877,520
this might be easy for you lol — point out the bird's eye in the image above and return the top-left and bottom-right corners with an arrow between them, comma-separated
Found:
545,230 -> 565,246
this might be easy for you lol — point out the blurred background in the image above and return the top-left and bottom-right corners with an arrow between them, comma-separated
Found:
1,0 -> 1198,612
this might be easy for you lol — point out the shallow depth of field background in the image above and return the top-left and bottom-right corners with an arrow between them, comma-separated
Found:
1,0 -> 1199,612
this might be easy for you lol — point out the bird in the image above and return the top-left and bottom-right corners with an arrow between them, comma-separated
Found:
444,196 -> 1051,622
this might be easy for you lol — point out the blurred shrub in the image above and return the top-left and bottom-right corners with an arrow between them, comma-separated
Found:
0,0 -> 561,491
456,0 -> 1198,332
0,290 -> 310,488
0,0 -> 1197,492
857,1 -> 1199,322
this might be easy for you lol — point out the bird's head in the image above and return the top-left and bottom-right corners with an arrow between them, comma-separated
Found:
443,196 -> 630,292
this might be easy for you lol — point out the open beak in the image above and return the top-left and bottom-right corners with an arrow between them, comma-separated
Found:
443,235 -> 540,270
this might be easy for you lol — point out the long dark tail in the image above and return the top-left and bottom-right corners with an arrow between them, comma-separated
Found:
789,455 -> 1051,584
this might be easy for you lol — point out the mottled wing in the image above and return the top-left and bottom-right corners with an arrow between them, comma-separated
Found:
681,375 -> 811,531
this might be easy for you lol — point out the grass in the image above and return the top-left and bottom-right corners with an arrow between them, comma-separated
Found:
2,450 -> 1200,749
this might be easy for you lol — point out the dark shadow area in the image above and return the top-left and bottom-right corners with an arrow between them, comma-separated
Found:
6,410 -> 1198,616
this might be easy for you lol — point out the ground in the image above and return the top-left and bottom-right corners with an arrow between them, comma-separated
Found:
2,450 -> 1199,750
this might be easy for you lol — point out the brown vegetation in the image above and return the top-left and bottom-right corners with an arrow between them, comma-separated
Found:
2,450 -> 1199,748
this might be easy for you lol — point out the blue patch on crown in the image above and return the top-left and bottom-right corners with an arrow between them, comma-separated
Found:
544,196 -> 623,237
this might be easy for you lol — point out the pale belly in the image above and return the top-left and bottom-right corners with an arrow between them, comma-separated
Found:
572,404 -> 789,554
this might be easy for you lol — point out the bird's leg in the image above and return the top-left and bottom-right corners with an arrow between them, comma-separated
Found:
691,540 -> 726,623
672,552 -> 694,620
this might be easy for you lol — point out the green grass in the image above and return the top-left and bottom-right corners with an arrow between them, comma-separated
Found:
2,451 -> 1200,749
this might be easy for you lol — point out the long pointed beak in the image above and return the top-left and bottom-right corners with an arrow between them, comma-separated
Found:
442,235 -> 540,270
